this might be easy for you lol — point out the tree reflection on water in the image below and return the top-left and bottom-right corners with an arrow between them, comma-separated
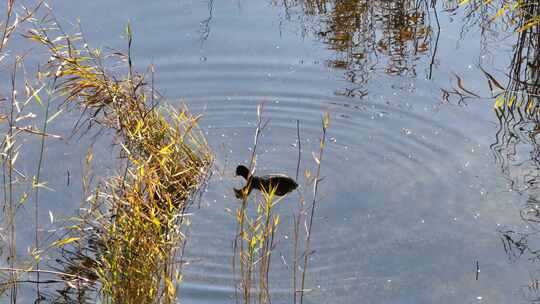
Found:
276,0 -> 439,96
279,0 -> 540,302
477,0 -> 540,302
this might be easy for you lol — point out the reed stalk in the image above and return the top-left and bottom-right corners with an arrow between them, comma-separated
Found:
21,17 -> 213,303
298,113 -> 328,304
233,108 -> 329,304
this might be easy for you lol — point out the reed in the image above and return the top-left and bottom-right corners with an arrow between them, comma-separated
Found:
233,104 -> 274,303
21,18 -> 213,303
298,112 -> 328,304
233,106 -> 329,304
0,1 -> 46,302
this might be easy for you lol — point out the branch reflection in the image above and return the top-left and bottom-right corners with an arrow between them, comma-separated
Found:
276,0 -> 439,97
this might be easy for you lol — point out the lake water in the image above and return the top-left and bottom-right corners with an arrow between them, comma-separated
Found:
5,0 -> 540,303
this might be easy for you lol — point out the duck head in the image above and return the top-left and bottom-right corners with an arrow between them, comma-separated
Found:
235,165 -> 251,180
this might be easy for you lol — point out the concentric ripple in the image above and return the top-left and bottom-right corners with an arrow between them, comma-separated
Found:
33,0 -> 531,303
164,62 -> 524,303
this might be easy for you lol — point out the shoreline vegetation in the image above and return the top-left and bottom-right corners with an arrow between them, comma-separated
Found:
26,20 -> 215,302
1,3 -> 216,303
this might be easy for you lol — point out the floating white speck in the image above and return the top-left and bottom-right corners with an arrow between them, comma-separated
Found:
476,296 -> 483,300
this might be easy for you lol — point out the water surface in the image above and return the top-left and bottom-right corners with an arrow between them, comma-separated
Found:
7,0 -> 539,303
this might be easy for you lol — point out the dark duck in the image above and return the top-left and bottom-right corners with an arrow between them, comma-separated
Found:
234,165 -> 298,199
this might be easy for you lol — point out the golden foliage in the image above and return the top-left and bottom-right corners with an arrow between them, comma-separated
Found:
27,21 -> 213,303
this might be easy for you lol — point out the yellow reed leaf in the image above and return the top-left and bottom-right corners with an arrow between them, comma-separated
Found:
274,215 -> 280,227
47,108 -> 64,124
323,112 -> 330,130
507,95 -> 516,107
492,4 -> 509,20
494,95 -> 505,109
52,237 -> 80,247
134,120 -> 144,135
159,141 -> 175,155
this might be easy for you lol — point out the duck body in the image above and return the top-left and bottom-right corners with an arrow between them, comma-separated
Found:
234,165 -> 298,199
